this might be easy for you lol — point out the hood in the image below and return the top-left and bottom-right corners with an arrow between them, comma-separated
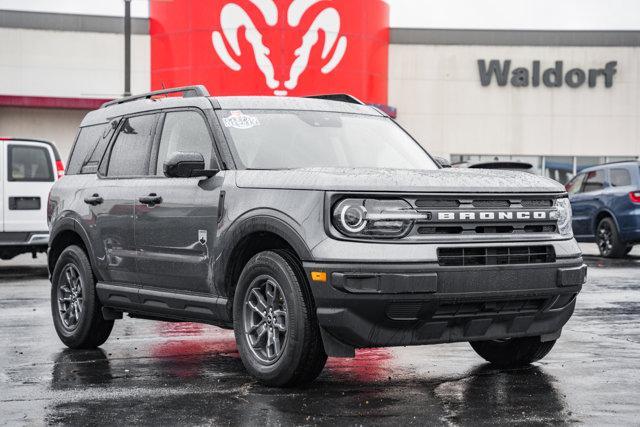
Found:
235,167 -> 566,193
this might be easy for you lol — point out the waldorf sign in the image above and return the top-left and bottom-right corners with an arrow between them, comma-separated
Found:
478,60 -> 618,88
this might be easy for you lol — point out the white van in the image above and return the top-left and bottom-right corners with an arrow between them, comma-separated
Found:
0,138 -> 63,260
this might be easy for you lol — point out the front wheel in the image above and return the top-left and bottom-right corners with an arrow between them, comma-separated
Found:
51,245 -> 114,348
469,336 -> 556,367
233,250 -> 326,387
596,217 -> 626,258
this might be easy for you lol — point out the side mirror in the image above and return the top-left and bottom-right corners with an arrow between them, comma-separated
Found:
163,151 -> 218,178
434,156 -> 451,168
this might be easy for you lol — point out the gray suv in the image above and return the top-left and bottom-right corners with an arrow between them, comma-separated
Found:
48,86 -> 586,386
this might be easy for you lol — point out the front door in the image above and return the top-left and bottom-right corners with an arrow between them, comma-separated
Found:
134,110 -> 222,294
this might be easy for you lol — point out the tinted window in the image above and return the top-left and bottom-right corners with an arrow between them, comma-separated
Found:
84,122 -> 119,172
67,124 -> 107,175
582,170 -> 605,193
155,111 -> 214,175
8,145 -> 54,182
610,168 -> 631,187
107,115 -> 157,177
565,173 -> 585,195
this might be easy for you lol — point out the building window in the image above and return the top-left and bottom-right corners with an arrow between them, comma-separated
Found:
450,154 -> 638,185
543,156 -> 573,184
576,157 -> 605,173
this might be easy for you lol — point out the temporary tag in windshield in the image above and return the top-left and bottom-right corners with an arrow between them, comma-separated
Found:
222,111 -> 260,129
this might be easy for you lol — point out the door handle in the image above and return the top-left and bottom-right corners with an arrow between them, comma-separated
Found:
83,194 -> 103,206
139,193 -> 162,206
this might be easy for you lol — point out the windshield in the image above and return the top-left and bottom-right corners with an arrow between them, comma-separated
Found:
217,109 -> 438,170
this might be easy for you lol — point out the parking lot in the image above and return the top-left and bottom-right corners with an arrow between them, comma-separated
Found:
0,244 -> 637,425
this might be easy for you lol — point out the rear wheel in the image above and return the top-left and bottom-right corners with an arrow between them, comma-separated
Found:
51,245 -> 114,348
233,250 -> 326,387
595,217 -> 626,258
469,336 -> 556,367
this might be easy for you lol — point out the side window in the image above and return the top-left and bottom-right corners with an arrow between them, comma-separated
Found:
106,114 -> 157,177
565,173 -> 585,195
67,124 -> 108,175
155,111 -> 214,176
8,145 -> 54,182
582,170 -> 605,193
610,168 -> 632,187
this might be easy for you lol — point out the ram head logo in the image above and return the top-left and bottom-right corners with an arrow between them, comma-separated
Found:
212,0 -> 348,95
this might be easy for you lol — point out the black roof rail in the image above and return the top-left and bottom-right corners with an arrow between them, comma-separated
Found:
101,85 -> 210,108
305,93 -> 365,105
598,159 -> 639,166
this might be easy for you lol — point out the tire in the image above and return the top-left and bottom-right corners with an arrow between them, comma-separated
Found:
625,245 -> 634,255
595,217 -> 626,258
469,336 -> 556,367
233,250 -> 327,387
50,245 -> 114,349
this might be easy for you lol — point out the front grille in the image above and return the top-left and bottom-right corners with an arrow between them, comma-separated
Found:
408,195 -> 558,237
433,298 -> 547,318
437,245 -> 556,266
521,199 -> 553,208
414,199 -> 460,208
472,199 -> 510,208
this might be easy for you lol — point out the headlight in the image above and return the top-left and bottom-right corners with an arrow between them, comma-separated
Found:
332,198 -> 427,239
553,197 -> 573,237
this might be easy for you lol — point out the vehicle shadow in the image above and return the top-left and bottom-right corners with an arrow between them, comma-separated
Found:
45,343 -> 573,425
0,264 -> 48,282
433,364 -> 573,424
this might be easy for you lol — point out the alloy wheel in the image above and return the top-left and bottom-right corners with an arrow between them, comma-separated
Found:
242,274 -> 289,365
57,264 -> 84,330
597,222 -> 613,255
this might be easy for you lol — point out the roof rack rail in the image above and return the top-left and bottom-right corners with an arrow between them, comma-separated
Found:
596,159 -> 639,166
101,85 -> 210,108
305,93 -> 365,105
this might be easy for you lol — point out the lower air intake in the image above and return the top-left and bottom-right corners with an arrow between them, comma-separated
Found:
437,245 -> 556,267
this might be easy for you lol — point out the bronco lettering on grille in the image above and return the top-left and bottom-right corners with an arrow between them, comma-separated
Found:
436,211 -> 551,221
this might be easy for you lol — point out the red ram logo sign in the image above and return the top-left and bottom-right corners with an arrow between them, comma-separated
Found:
150,0 -> 389,103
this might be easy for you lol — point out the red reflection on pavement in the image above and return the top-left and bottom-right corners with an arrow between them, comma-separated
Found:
326,348 -> 393,382
152,322 -> 238,378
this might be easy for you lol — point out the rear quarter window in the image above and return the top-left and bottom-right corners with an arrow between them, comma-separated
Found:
610,168 -> 632,187
67,124 -> 109,175
8,145 -> 54,182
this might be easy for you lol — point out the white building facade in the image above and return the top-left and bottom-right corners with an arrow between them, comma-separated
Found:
389,29 -> 640,182
0,9 -> 638,183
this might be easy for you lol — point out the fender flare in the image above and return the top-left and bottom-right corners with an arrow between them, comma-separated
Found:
214,212 -> 312,298
48,216 -> 101,280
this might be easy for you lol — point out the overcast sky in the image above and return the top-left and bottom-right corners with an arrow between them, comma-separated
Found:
1,0 -> 640,30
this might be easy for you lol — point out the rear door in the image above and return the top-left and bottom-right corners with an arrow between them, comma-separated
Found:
85,113 -> 159,286
571,169 -> 606,237
607,167 -> 636,233
134,109 -> 222,294
3,140 -> 56,233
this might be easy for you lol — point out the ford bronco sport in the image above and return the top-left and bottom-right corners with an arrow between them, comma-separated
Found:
48,86 -> 586,386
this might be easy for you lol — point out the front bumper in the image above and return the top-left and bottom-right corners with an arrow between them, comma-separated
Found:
304,257 -> 586,357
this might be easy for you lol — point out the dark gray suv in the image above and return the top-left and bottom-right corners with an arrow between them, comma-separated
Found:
48,86 -> 586,386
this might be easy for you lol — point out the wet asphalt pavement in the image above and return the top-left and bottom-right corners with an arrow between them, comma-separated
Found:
1,245 -> 639,426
